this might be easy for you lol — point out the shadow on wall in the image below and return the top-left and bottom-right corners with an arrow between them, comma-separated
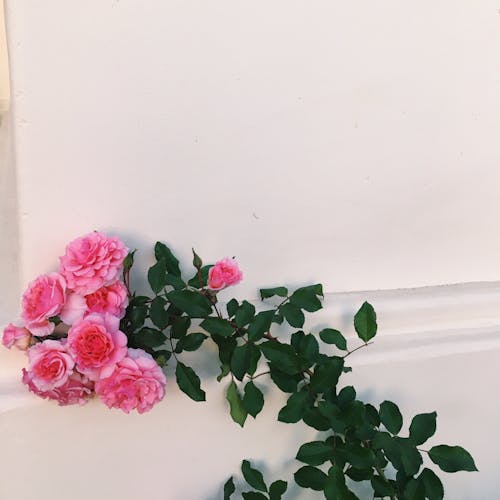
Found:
0,112 -> 20,323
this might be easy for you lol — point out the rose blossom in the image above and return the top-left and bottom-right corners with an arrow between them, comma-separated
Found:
95,348 -> 166,414
20,273 -> 66,336
60,281 -> 129,325
22,369 -> 94,406
59,231 -> 128,295
207,257 -> 243,291
27,340 -> 75,391
85,280 -> 129,317
2,323 -> 31,350
67,313 -> 127,380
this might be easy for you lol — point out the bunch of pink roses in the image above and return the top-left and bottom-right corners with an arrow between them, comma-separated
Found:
2,232 -> 167,413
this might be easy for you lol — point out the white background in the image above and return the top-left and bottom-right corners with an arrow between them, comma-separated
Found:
1,1 -> 500,499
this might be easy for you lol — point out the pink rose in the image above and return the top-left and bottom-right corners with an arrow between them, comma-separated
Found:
22,369 -> 94,406
95,348 -> 166,414
67,313 -> 127,380
59,232 -> 128,295
60,281 -> 129,325
207,257 -> 243,291
21,273 -> 66,336
85,280 -> 129,318
2,323 -> 31,350
27,340 -> 75,391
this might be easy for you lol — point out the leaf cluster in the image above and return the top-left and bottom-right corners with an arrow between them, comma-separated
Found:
121,243 -> 477,499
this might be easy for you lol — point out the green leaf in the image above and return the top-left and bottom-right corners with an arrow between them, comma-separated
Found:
336,443 -> 376,469
260,287 -> 288,299
418,468 -> 444,500
247,310 -> 275,341
165,273 -> 186,290
235,300 -> 256,327
280,303 -> 305,328
231,344 -> 251,381
354,301 -> 377,342
201,317 -> 235,337
296,441 -> 333,466
319,328 -> 347,350
171,316 -> 190,339
371,475 -> 395,498
269,365 -> 300,393
289,284 -> 323,312
380,400 -> 403,435
294,466 -> 327,491
148,259 -> 168,293
187,265 -> 212,288
324,465 -> 353,500
404,478 -> 426,500
398,439 -> 423,476
243,381 -> 264,418
136,327 -> 166,348
302,406 -> 331,431
175,362 -> 205,401
291,331 -> 319,365
149,296 -> 169,329
278,391 -> 309,423
168,290 -> 212,317
174,333 -> 207,353
346,467 -> 373,482
310,357 -> 344,393
409,411 -> 437,445
223,476 -> 235,500
154,242 -> 181,276
429,445 -> 478,472
259,341 -> 301,375
128,304 -> 148,330
192,248 -> 203,270
241,493 -> 268,500
269,480 -> 287,500
226,381 -> 247,427
212,335 -> 237,365
241,460 -> 267,492
226,298 -> 239,317
337,386 -> 356,408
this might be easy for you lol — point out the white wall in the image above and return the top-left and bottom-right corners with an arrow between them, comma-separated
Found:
2,1 -> 500,499
5,0 -> 500,296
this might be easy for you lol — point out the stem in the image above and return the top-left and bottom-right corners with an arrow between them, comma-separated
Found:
249,370 -> 270,380
168,335 -> 179,362
343,341 -> 374,358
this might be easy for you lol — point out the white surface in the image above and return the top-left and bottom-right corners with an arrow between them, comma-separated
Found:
1,282 -> 499,499
2,1 -> 500,499
5,0 -> 500,297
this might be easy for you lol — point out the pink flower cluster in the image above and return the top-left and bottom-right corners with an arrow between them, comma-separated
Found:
2,232 -> 166,413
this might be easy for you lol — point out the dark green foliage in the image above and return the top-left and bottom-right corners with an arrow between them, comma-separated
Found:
175,362 -> 205,402
120,244 -> 476,500
243,381 -> 264,418
242,460 -> 267,492
429,445 -> 478,472
294,466 -> 327,490
409,411 -> 437,445
223,477 -> 235,500
354,301 -> 377,342
227,381 -> 247,427
319,328 -> 347,350
380,400 -> 403,435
